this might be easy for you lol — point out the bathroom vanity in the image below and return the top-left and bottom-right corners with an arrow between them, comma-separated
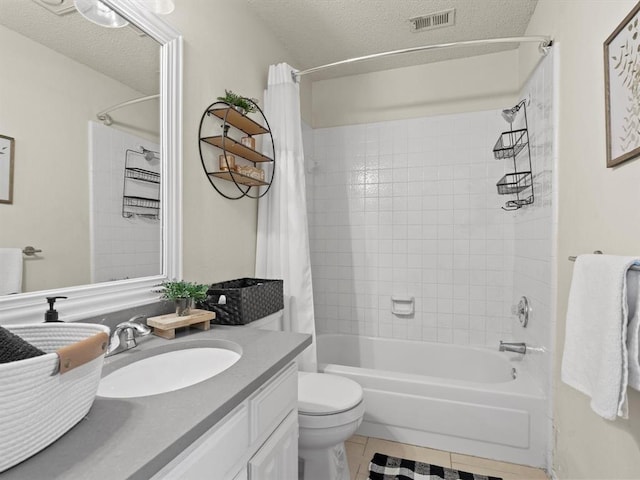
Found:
2,326 -> 310,479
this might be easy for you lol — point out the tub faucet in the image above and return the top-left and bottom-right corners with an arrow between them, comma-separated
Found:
106,315 -> 151,357
499,341 -> 527,355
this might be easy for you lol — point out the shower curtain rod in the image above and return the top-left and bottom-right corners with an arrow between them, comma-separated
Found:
293,36 -> 552,79
97,94 -> 160,125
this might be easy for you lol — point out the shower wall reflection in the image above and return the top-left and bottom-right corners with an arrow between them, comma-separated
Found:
89,123 -> 161,283
0,0 -> 159,293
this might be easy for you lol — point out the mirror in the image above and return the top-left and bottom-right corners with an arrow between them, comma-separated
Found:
0,0 -> 182,324
0,0 -> 161,293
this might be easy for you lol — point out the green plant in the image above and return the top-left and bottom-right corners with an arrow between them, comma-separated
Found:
217,89 -> 258,114
158,280 -> 208,301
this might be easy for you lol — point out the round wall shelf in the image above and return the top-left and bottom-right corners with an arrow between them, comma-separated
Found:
198,99 -> 275,200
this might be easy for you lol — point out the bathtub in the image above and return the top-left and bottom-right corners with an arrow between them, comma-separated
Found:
316,334 -> 547,468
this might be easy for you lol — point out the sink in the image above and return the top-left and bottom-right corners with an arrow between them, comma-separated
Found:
97,347 -> 241,398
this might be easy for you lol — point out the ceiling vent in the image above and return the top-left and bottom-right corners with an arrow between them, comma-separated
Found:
409,8 -> 456,32
30,0 -> 76,16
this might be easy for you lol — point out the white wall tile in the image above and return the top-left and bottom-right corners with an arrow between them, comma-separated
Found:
304,102 -> 552,354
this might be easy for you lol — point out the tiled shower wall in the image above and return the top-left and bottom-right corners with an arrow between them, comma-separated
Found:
89,122 -> 161,283
304,110 -> 531,347
511,51 -> 556,399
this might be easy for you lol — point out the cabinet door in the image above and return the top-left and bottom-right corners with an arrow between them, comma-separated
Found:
152,403 -> 249,480
248,410 -> 298,480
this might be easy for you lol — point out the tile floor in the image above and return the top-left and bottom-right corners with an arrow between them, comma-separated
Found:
346,435 -> 549,480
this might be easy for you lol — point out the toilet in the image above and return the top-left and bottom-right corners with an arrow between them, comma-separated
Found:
297,371 -> 364,480
245,313 -> 364,480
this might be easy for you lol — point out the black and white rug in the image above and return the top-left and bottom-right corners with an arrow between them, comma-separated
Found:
368,453 -> 503,480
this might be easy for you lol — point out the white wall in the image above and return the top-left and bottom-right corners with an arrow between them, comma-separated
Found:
164,0 -> 298,285
311,50 -> 519,128
522,1 -> 640,478
0,23 -> 158,293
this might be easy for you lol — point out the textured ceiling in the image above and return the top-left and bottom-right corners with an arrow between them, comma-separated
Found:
1,1 -> 538,91
0,0 -> 159,94
245,0 -> 539,80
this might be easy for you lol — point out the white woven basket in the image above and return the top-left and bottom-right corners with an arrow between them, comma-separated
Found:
0,322 -> 110,472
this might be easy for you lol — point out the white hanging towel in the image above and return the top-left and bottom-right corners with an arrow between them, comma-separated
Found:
626,270 -> 640,391
0,248 -> 23,295
256,63 -> 317,372
561,254 -> 640,419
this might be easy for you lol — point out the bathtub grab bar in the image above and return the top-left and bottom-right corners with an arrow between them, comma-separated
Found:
568,250 -> 640,271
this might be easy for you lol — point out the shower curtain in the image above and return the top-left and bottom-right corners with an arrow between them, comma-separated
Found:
256,63 -> 317,371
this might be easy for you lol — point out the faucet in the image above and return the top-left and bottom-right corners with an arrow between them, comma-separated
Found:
106,315 -> 151,357
499,341 -> 527,355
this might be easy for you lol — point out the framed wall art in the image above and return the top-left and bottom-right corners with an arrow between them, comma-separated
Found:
605,2 -> 640,167
0,135 -> 14,204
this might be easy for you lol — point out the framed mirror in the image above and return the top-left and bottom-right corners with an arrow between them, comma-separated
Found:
0,0 -> 182,324
0,135 -> 15,205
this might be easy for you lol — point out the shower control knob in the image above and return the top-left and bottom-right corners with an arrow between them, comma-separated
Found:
515,296 -> 530,328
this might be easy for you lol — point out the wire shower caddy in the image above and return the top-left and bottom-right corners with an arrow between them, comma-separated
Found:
493,100 -> 534,211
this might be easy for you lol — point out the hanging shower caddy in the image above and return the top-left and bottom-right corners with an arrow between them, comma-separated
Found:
198,99 -> 275,200
122,148 -> 160,219
493,100 -> 534,211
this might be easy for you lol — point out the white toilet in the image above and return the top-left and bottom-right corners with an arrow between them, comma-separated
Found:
297,371 -> 364,480
245,313 -> 365,480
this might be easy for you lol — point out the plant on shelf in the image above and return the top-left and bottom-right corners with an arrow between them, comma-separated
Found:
217,89 -> 258,114
158,280 -> 209,316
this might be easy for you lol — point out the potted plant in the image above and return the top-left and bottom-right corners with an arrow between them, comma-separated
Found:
217,89 -> 258,115
158,280 -> 208,316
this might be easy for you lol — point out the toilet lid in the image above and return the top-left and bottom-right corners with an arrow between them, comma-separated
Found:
298,372 -> 363,415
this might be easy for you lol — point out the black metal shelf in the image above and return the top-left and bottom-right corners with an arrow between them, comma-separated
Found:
122,149 -> 161,219
200,135 -> 273,163
493,129 -> 528,160
496,171 -> 532,195
208,171 -> 269,187
492,102 -> 534,211
125,167 -> 160,184
123,196 -> 160,207
207,107 -> 269,136
198,99 -> 275,200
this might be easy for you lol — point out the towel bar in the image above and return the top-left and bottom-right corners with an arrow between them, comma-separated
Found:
568,251 -> 640,271
22,246 -> 42,256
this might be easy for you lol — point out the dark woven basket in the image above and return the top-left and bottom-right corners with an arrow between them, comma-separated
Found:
199,278 -> 284,325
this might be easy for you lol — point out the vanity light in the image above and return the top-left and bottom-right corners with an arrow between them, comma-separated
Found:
74,0 -> 129,28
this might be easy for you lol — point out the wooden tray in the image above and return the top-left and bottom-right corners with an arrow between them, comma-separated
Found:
147,309 -> 215,339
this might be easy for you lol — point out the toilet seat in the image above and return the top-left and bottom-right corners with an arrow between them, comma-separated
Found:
298,399 -> 365,429
298,372 -> 363,415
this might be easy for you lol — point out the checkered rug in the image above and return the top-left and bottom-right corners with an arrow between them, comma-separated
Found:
368,453 -> 503,480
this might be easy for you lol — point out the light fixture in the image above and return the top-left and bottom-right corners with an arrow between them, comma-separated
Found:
74,0 -> 129,28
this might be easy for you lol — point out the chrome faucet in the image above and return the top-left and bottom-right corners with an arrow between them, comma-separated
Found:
499,341 -> 527,355
106,315 -> 151,357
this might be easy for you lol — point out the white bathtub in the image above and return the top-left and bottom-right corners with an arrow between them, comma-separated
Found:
316,334 -> 547,468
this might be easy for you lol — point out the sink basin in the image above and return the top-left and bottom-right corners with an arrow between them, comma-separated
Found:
97,347 -> 241,398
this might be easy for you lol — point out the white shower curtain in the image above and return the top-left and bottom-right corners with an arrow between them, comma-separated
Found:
256,63 -> 317,372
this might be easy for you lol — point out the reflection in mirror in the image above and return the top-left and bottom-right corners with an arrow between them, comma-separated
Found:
0,0 -> 162,295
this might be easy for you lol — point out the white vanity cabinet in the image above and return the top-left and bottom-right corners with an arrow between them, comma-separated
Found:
152,362 -> 298,480
248,411 -> 298,480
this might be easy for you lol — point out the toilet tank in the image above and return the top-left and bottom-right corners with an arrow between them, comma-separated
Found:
241,310 -> 285,331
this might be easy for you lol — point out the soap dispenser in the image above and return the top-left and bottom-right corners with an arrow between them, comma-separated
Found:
45,296 -> 67,322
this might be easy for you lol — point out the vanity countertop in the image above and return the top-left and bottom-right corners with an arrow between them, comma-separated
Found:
2,325 -> 311,480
